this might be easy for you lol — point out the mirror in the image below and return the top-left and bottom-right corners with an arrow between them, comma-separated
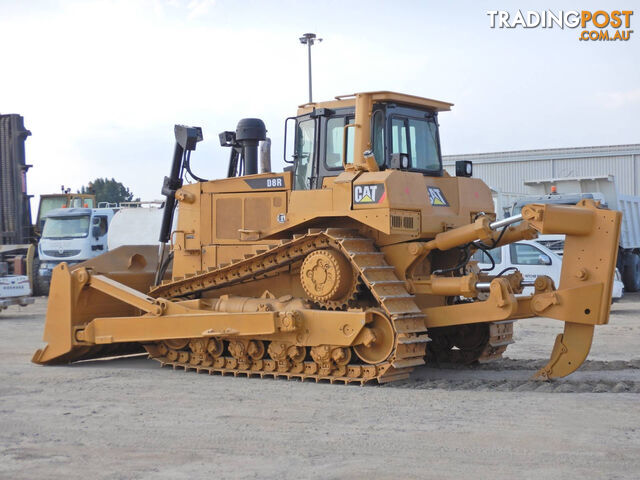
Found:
538,254 -> 552,266
92,225 -> 101,238
282,117 -> 297,164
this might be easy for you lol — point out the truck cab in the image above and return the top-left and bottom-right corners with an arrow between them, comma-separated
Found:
35,193 -> 96,234
38,207 -> 115,289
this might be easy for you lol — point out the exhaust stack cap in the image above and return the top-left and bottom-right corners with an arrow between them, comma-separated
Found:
236,118 -> 266,143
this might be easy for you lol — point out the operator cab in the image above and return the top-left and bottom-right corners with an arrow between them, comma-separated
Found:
288,92 -> 447,190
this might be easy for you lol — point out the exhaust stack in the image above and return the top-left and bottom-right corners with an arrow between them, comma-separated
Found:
235,118 -> 266,176
220,118 -> 267,177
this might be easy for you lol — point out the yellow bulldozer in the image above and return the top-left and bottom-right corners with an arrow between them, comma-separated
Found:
32,92 -> 621,384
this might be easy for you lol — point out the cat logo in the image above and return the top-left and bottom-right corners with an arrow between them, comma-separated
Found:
353,184 -> 385,204
427,186 -> 449,207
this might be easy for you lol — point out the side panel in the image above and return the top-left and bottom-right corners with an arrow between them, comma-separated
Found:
351,170 -> 495,238
173,183 -> 202,278
211,191 -> 288,244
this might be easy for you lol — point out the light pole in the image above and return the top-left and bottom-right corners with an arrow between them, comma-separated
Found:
299,33 -> 322,103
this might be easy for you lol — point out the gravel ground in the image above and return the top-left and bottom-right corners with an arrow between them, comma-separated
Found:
1,294 -> 639,480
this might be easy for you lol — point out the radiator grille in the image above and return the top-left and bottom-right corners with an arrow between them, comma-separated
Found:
43,249 -> 81,258
389,211 -> 419,233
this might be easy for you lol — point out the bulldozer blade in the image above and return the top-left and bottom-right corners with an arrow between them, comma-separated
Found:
32,245 -> 160,365
532,322 -> 594,380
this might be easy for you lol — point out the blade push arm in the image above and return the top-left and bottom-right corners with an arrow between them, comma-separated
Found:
416,200 -> 621,379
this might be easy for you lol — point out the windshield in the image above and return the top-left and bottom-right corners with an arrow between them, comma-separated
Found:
42,215 -> 90,239
390,115 -> 441,172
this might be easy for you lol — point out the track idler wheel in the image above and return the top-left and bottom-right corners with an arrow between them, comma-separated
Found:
353,310 -> 395,364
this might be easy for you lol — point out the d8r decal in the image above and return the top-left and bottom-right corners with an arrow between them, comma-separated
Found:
244,176 -> 285,189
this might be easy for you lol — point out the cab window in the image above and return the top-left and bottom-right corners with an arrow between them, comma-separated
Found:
408,118 -> 440,171
510,244 -> 550,265
390,115 -> 441,172
325,117 -> 354,169
294,119 -> 316,190
93,216 -> 108,237
391,118 -> 408,156
372,110 -> 385,166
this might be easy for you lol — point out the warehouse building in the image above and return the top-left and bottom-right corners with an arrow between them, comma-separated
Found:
443,144 -> 640,196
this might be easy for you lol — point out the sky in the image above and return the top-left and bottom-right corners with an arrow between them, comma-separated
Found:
1,0 -> 638,209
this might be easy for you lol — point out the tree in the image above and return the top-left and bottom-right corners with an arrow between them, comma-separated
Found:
80,178 -> 139,205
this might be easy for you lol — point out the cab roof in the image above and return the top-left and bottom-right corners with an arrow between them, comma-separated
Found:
297,91 -> 453,115
45,207 -> 114,218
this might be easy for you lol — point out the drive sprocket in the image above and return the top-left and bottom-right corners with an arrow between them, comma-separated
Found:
299,249 -> 358,310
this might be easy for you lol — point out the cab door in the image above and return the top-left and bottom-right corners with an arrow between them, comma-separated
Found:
293,115 -> 317,190
318,114 -> 354,187
291,108 -> 356,191
90,214 -> 110,256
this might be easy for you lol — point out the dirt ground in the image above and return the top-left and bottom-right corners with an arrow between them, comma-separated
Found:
1,295 -> 639,480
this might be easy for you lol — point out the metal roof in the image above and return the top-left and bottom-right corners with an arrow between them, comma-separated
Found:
45,207 -> 114,217
443,144 -> 640,165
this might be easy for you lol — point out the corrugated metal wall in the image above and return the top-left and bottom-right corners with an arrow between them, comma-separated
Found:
444,144 -> 640,196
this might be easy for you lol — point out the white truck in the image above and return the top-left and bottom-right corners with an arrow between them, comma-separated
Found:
37,202 -> 168,294
511,175 -> 640,292
38,207 -> 116,291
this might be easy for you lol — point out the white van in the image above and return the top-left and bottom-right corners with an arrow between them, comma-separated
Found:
472,239 -> 624,300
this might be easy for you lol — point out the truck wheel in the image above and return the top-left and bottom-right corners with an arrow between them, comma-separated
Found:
35,272 -> 51,297
623,254 -> 640,292
32,257 -> 50,297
